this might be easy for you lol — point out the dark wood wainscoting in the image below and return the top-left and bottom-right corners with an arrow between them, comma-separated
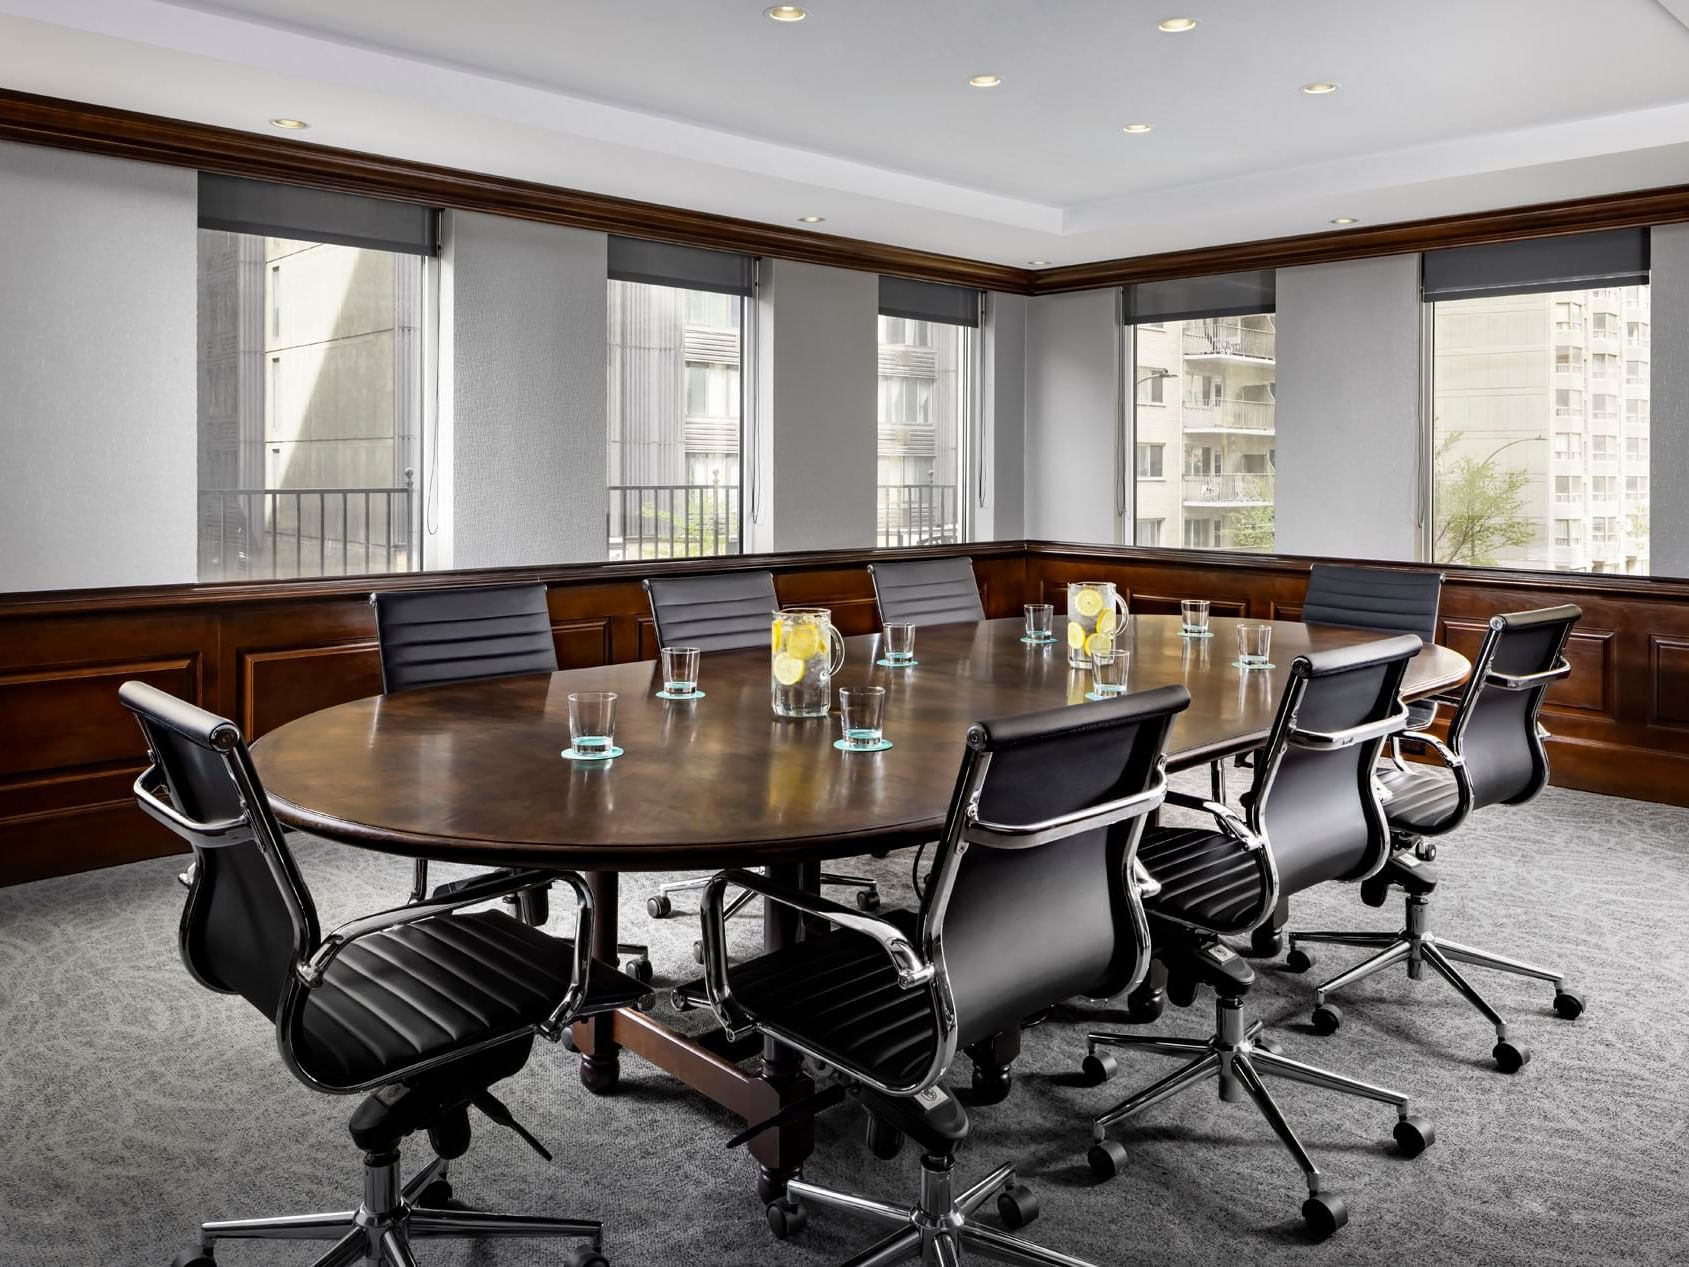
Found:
3,540 -> 1685,886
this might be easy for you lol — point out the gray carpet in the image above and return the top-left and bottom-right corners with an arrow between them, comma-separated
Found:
2,775 -> 1686,1267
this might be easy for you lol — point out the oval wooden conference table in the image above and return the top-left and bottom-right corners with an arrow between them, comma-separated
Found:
255,615 -> 1468,1203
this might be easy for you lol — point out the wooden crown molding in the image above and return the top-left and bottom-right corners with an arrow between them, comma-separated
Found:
0,88 -> 1032,293
2,88 -> 1687,299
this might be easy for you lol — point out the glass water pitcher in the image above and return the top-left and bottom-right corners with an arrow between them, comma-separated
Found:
771,607 -> 847,718
1066,581 -> 1129,668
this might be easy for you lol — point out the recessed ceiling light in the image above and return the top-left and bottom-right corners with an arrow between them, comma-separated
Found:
1157,17 -> 1198,32
1300,82 -> 1340,95
797,215 -> 825,224
269,117 -> 309,130
1121,123 -> 1153,134
1027,259 -> 1051,267
1330,216 -> 1359,226
968,74 -> 1003,88
765,5 -> 807,21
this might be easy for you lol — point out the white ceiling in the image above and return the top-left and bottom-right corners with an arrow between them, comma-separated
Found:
2,0 -> 1688,268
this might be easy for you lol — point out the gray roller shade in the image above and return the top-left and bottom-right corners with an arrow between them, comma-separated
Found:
198,173 -> 439,255
608,236 -> 754,295
1124,269 -> 1275,324
1422,228 -> 1649,301
878,276 -> 982,327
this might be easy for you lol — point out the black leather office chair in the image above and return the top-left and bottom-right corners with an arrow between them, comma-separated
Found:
642,571 -> 880,948
1284,605 -> 1584,1072
119,681 -> 647,1267
691,686 -> 1188,1265
372,583 -> 652,983
1081,636 -> 1434,1238
868,557 -> 986,628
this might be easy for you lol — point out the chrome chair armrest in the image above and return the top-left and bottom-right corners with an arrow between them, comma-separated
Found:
698,868 -> 934,1041
132,764 -> 248,844
1162,789 -> 1261,850
1397,729 -> 1463,769
1290,706 -> 1410,751
1487,657 -> 1572,692
297,868 -> 566,989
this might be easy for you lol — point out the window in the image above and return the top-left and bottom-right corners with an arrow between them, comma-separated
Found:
1430,278 -> 1649,573
1134,518 -> 1163,546
1183,518 -> 1217,548
1136,443 -> 1165,479
875,278 -> 980,547
1138,368 -> 1167,405
197,231 -> 428,582
606,280 -> 745,559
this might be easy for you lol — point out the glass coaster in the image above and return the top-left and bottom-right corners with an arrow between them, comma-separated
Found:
874,657 -> 918,668
1230,661 -> 1277,671
834,738 -> 894,753
562,746 -> 624,761
1084,690 -> 1129,702
1020,636 -> 1056,646
655,688 -> 706,700
1179,629 -> 1214,639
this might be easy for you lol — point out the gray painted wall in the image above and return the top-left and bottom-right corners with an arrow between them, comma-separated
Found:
983,291 -> 1027,540
1025,289 -> 1121,544
1651,224 -> 1689,578
1275,254 -> 1423,560
755,260 -> 878,552
0,142 -> 197,592
442,212 -> 608,569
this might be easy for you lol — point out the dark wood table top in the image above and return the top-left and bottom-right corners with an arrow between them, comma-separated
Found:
255,616 -> 1468,870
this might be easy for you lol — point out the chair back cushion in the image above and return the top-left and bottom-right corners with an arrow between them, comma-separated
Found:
1460,605 -> 1580,810
372,584 -> 558,692
644,570 -> 779,652
869,557 -> 986,628
925,685 -> 1188,1048
1253,635 -> 1419,895
1302,563 -> 1442,644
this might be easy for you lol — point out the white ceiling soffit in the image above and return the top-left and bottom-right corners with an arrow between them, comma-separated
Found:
0,0 -> 1687,267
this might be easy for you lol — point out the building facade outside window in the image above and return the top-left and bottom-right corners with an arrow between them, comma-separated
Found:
875,314 -> 976,547
1431,283 -> 1650,574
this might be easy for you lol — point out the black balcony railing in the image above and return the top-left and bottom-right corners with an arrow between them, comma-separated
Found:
608,483 -> 741,560
198,485 -> 416,581
877,483 -> 959,548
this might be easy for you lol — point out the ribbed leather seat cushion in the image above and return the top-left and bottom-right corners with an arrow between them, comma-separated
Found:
870,558 -> 986,628
645,571 -> 779,652
1379,763 -> 1463,833
293,909 -> 638,1090
373,584 -> 558,692
1139,827 -> 1266,932
721,910 -> 940,1088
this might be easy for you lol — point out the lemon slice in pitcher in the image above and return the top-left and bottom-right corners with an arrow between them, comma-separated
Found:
1086,632 -> 1114,657
786,623 -> 822,661
1096,608 -> 1119,637
1067,621 -> 1086,651
1074,587 -> 1104,618
771,618 -> 786,653
773,653 -> 806,686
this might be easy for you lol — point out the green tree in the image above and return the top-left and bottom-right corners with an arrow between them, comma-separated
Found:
1433,430 -> 1535,566
1223,479 -> 1276,552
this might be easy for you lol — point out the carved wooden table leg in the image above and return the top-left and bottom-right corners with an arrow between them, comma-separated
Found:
578,869 -> 622,1094
751,860 -> 816,1203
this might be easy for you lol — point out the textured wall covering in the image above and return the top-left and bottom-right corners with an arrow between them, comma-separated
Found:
1275,254 -> 1424,560
985,291 -> 1028,540
0,141 -> 197,592
1650,224 -> 1689,578
446,212 -> 608,568
760,260 -> 878,552
1025,289 -> 1121,544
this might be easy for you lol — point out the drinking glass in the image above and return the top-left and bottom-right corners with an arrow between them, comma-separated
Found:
1180,599 -> 1211,638
1024,603 -> 1054,642
839,686 -> 887,749
568,691 -> 618,754
1236,624 -> 1273,669
883,622 -> 916,666
1091,648 -> 1131,695
661,646 -> 700,695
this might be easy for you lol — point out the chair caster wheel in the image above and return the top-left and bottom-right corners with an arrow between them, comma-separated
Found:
560,1026 -> 578,1052
1553,990 -> 1584,1020
1283,948 -> 1314,974
1311,1004 -> 1343,1036
766,1197 -> 808,1240
1254,1036 -> 1282,1055
1080,1052 -> 1118,1085
624,957 -> 653,985
1360,876 -> 1392,908
564,1248 -> 609,1267
1249,927 -> 1284,958
1087,1139 -> 1127,1182
1493,1041 -> 1531,1073
692,940 -> 705,965
417,1177 -> 453,1206
1302,1192 -> 1348,1239
997,1183 -> 1039,1229
170,1251 -> 215,1267
646,895 -> 672,919
865,1112 -> 903,1161
1393,1115 -> 1434,1158
855,888 -> 881,912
